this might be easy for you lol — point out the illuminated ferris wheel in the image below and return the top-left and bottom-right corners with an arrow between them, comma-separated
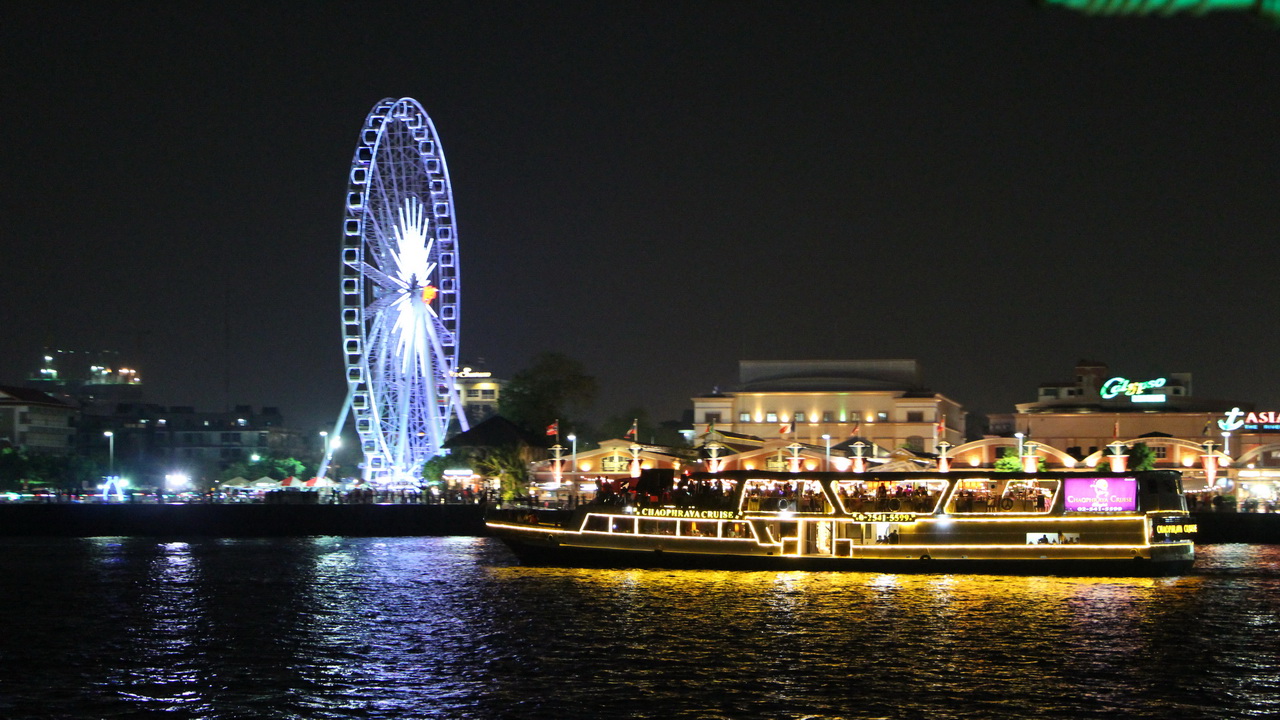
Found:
320,97 -> 469,484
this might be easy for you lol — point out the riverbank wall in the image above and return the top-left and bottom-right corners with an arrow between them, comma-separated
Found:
0,503 -> 487,537
1190,511 -> 1280,544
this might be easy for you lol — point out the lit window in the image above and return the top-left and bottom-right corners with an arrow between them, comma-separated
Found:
738,412 -> 751,422
794,412 -> 805,423
766,412 -> 778,423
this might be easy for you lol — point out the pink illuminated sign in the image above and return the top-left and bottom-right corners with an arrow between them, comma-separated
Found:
1063,477 -> 1138,512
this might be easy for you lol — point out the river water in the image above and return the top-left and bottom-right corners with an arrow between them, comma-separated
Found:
1,537 -> 1276,720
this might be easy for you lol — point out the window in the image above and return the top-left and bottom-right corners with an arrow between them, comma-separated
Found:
877,412 -> 888,421
794,412 -> 806,423
906,411 -> 924,423
765,412 -> 778,423
739,412 -> 751,422
1153,446 -> 1168,459
822,412 -> 832,423
466,389 -> 479,397
480,389 -> 495,399
705,412 -> 721,425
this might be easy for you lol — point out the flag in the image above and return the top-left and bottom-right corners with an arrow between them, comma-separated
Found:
780,422 -> 792,435
707,419 -> 716,435
1202,418 -> 1211,436
546,420 -> 558,437
850,421 -> 860,436
935,415 -> 945,438
625,419 -> 637,439
1113,420 -> 1119,439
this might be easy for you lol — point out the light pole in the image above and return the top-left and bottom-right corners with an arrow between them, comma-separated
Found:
103,431 -> 115,475
1014,432 -> 1025,460
937,440 -> 952,473
822,434 -> 831,471
568,433 -> 578,504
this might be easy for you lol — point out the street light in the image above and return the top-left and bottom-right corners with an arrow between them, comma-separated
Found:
822,434 -> 831,471
1014,432 -> 1025,460
103,431 -> 115,475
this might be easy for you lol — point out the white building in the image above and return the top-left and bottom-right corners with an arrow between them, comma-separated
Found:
691,360 -> 963,453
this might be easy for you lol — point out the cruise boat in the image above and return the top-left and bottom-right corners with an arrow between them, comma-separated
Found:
487,469 -> 1196,575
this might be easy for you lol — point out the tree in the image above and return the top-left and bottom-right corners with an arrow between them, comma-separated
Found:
994,447 -> 1045,472
473,446 -> 529,502
1128,442 -> 1157,471
421,454 -> 472,485
499,352 -> 597,435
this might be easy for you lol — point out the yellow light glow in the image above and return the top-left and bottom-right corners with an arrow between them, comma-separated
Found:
804,460 -> 817,471
832,457 -> 852,471
744,462 -> 756,471
968,456 -> 981,467
1182,456 -> 1196,468
579,461 -> 592,471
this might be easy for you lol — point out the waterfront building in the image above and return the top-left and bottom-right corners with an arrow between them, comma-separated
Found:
986,360 -> 1280,504
0,386 -> 77,454
451,364 -> 505,426
691,360 -> 963,453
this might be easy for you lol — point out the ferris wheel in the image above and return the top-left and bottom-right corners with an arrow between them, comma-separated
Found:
319,97 -> 469,484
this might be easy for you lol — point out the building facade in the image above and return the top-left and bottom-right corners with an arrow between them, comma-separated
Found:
0,386 -> 77,454
691,360 -> 963,453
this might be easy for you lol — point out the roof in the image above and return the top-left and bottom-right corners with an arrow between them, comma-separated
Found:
443,415 -> 546,449
0,385 -> 75,408
737,359 -> 923,392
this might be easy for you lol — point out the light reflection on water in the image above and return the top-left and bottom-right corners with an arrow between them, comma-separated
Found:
0,538 -> 1276,719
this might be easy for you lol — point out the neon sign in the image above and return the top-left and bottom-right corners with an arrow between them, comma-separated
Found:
639,508 -> 738,520
1100,376 -> 1167,402
1064,477 -> 1137,512
847,512 -> 916,523
1219,407 -> 1280,433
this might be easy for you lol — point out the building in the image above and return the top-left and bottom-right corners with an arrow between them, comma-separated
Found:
0,385 -> 77,454
452,365 -> 505,426
78,404 -> 305,486
24,349 -> 143,408
986,360 -> 1280,504
691,360 -> 963,453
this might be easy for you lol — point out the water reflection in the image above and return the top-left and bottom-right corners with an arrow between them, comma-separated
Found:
0,538 -> 1276,719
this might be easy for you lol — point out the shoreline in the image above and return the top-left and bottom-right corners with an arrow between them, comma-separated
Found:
0,504 -> 1273,543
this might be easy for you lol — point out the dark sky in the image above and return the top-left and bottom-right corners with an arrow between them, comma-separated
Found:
3,1 -> 1278,433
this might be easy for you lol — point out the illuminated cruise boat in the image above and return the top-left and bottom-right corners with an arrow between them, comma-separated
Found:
487,469 -> 1196,575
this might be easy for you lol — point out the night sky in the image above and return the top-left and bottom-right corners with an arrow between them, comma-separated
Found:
4,2 -> 1278,434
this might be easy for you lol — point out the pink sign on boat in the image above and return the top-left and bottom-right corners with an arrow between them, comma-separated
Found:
1063,477 -> 1138,512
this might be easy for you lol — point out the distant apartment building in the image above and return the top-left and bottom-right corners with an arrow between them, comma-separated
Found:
453,365 -> 505,426
0,386 -> 77,454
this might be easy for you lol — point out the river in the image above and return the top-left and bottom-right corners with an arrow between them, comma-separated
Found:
1,538 -> 1276,719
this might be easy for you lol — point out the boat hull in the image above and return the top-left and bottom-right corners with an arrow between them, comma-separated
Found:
491,524 -> 1195,576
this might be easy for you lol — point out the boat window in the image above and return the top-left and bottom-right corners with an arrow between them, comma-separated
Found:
638,518 -> 676,535
610,517 -> 636,534
834,479 -> 947,514
679,520 -> 715,537
1027,532 -> 1079,545
723,521 -> 752,539
584,515 -> 609,532
741,478 -> 832,513
945,478 -> 1059,514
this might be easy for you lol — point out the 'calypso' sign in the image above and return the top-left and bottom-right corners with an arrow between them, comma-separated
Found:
1100,376 -> 1167,402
